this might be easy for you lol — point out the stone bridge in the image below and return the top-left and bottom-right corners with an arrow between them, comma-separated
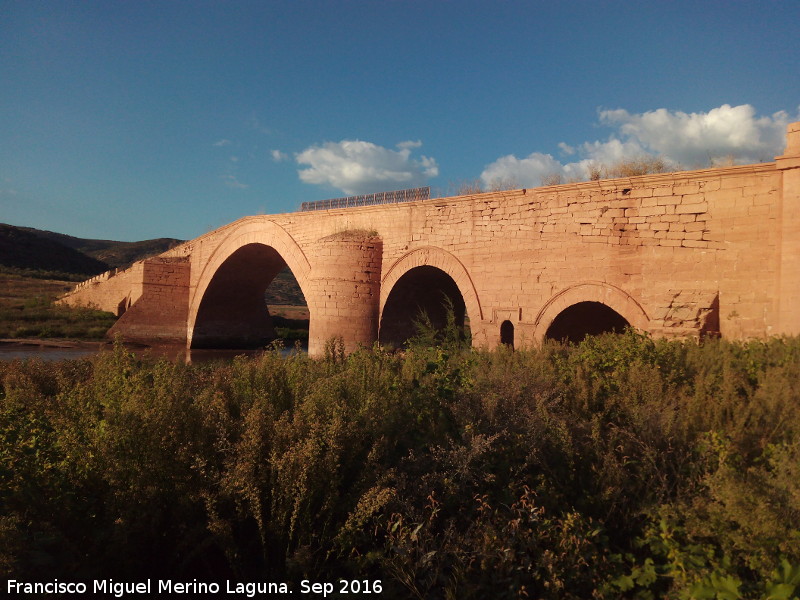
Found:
61,122 -> 800,356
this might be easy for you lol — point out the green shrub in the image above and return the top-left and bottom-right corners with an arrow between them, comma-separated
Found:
1,336 -> 798,596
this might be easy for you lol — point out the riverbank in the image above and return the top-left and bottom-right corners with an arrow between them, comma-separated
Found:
0,337 -> 109,348
0,337 -> 307,363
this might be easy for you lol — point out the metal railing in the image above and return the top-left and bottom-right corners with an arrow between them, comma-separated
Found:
300,186 -> 430,212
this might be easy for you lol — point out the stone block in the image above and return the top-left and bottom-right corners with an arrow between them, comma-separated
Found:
676,202 -> 708,214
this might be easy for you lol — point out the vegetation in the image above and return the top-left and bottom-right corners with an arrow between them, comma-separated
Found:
604,155 -> 668,178
0,265 -> 98,283
271,314 -> 310,344
0,274 -> 117,339
2,329 -> 799,598
12,224 -> 183,270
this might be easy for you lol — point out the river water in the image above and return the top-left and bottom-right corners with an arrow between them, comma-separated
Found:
0,342 -> 304,363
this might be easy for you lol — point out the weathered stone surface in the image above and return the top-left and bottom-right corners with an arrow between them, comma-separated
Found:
59,122 -> 800,355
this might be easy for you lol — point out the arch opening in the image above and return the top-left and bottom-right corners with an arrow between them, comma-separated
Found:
379,265 -> 469,348
191,243 -> 308,349
500,320 -> 515,348
545,301 -> 630,343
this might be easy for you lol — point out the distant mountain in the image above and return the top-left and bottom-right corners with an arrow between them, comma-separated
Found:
0,223 -> 183,280
16,225 -> 183,270
0,224 -> 111,278
266,267 -> 307,306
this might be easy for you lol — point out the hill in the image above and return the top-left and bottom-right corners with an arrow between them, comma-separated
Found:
266,267 -> 307,306
0,223 -> 185,280
16,225 -> 183,270
0,224 -> 111,279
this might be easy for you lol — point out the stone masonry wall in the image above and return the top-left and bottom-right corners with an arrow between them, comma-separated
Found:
60,262 -> 145,316
106,257 -> 190,344
256,162 -> 782,348
59,122 -> 800,353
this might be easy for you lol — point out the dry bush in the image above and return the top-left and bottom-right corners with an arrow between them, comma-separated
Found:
485,176 -> 519,192
711,154 -> 738,167
605,155 -> 668,178
449,179 -> 484,195
540,173 -> 564,186
587,162 -> 603,181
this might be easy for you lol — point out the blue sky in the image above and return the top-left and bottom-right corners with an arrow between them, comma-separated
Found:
2,0 -> 799,241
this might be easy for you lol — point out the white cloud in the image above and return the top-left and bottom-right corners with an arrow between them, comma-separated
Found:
296,140 -> 439,195
271,149 -> 289,162
599,104 -> 792,165
558,142 -> 575,155
480,152 -> 565,189
213,139 -> 232,147
480,104 -> 796,186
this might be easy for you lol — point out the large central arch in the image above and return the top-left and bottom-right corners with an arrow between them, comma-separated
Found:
379,247 -> 482,347
187,220 -> 312,348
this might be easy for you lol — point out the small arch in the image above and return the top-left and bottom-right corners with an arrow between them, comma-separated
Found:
381,246 -> 482,324
545,301 -> 629,343
379,265 -> 468,348
500,320 -> 515,348
534,282 -> 649,343
700,294 -> 721,339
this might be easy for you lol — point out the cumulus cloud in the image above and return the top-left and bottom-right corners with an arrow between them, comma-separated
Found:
296,140 -> 439,195
271,149 -> 289,162
480,104 -> 796,186
481,152 -> 565,190
213,139 -> 232,147
599,104 -> 791,165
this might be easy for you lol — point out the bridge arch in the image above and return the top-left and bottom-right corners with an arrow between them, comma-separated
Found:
533,282 -> 650,343
379,247 -> 482,347
187,219 -> 312,348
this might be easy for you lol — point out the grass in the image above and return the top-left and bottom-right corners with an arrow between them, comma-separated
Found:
271,310 -> 310,343
0,273 -> 117,340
